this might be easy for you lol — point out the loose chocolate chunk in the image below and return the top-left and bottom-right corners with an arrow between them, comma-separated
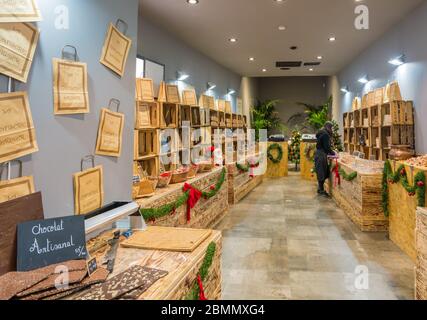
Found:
0,271 -> 48,300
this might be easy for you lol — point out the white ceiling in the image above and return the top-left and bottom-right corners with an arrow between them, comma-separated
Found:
140,0 -> 424,77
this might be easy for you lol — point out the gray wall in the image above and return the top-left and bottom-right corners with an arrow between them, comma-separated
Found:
0,0 -> 139,218
257,76 -> 328,132
334,1 -> 427,153
138,17 -> 242,111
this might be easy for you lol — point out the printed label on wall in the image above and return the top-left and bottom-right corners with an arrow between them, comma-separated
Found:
73,165 -> 104,215
52,58 -> 90,115
0,22 -> 39,83
0,92 -> 38,163
0,0 -> 42,23
100,23 -> 132,77
95,108 -> 124,157
0,175 -> 35,204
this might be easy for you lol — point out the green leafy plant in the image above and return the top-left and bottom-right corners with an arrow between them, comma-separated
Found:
300,96 -> 332,131
251,99 -> 284,140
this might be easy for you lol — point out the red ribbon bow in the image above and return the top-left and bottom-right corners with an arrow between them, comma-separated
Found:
183,183 -> 202,223
197,274 -> 207,300
334,159 -> 341,187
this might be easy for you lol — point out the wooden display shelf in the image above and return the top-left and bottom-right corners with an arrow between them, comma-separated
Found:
218,111 -> 226,128
325,157 -> 387,232
266,142 -> 288,178
179,104 -> 191,128
134,157 -> 159,178
191,106 -> 201,127
416,207 -> 427,300
159,102 -> 179,129
388,161 -> 427,261
70,229 -> 222,300
210,110 -> 219,128
200,108 -> 210,127
135,101 -> 159,129
225,113 -> 233,128
134,129 -> 159,160
227,162 -> 264,205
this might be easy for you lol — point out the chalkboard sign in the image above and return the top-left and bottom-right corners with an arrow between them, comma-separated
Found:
17,215 -> 87,272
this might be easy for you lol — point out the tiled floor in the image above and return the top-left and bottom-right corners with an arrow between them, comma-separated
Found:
217,172 -> 415,300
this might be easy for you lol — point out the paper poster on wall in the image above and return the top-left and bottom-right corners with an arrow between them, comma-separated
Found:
95,100 -> 125,158
100,22 -> 132,77
52,58 -> 90,115
135,78 -> 154,102
0,92 -> 38,163
0,0 -> 42,23
0,160 -> 35,204
73,162 -> 104,215
0,22 -> 39,83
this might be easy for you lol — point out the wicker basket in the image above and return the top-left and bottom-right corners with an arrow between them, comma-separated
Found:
136,177 -> 158,198
198,161 -> 214,172
187,164 -> 200,179
170,168 -> 190,184
157,171 -> 172,188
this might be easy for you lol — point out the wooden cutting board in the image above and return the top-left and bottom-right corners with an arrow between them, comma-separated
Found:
121,227 -> 212,252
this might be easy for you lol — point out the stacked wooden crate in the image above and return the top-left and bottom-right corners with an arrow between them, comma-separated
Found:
416,207 -> 427,300
343,83 -> 414,161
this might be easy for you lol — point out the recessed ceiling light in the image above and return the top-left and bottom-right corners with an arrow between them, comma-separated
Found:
187,0 -> 199,4
278,25 -> 287,31
275,0 -> 285,3
317,56 -> 323,60
229,38 -> 237,43
329,36 -> 336,42
262,68 -> 267,72
249,57 -> 255,61
309,68 -> 314,72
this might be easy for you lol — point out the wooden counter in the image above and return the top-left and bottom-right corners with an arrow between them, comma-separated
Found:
69,229 -> 222,300
137,167 -> 228,229
300,142 -> 317,181
326,159 -> 388,232
266,142 -> 288,178
416,207 -> 427,300
227,163 -> 264,205
388,162 -> 427,262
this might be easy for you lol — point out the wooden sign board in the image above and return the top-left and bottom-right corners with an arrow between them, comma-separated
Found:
0,176 -> 35,204
0,192 -> 44,276
136,78 -> 154,102
0,22 -> 39,83
217,99 -> 225,112
0,0 -> 42,23
182,90 -> 197,106
0,91 -> 38,163
73,166 -> 104,215
100,23 -> 132,77
95,108 -> 124,158
52,58 -> 90,114
166,84 -> 180,104
17,215 -> 88,272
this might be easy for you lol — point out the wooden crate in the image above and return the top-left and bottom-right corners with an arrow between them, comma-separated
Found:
367,91 -> 376,107
388,162 -> 427,261
369,127 -> 380,149
135,101 -> 159,129
354,110 -> 361,127
134,157 -> 159,177
135,78 -> 154,102
361,108 -> 370,128
160,102 -> 179,129
210,110 -> 219,128
134,129 -> 159,160
381,101 -> 401,125
326,160 -> 387,232
374,87 -> 384,105
227,163 -> 264,205
300,142 -> 317,181
191,106 -> 201,127
159,129 -> 179,155
136,168 -> 229,229
225,113 -> 232,128
179,104 -> 191,128
416,207 -> 427,300
218,111 -> 226,128
343,112 -> 349,128
266,142 -> 288,178
217,99 -> 226,112
191,128 -> 203,147
159,153 -> 178,172
400,101 -> 414,125
243,115 -> 247,128
237,115 -> 243,128
232,114 -> 238,128
370,105 -> 380,127
380,126 -> 400,148
361,94 -> 368,109
225,101 -> 232,114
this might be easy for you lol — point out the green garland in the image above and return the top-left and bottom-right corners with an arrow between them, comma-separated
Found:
236,162 -> 250,173
186,242 -> 217,300
139,168 -> 226,221
267,143 -> 284,164
382,160 -> 426,217
330,163 -> 358,182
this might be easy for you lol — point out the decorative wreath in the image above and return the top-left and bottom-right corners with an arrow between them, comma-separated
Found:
267,144 -> 284,164
305,144 -> 316,162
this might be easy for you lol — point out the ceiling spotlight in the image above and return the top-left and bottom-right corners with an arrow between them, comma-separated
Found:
229,38 -> 237,43
187,0 -> 199,4
358,75 -> 369,84
249,57 -> 255,61
278,25 -> 287,31
262,68 -> 267,72
227,89 -> 236,95
207,82 -> 216,91
328,36 -> 336,42
317,56 -> 323,60
275,0 -> 285,3
388,54 -> 405,66
176,71 -> 189,81
341,86 -> 349,93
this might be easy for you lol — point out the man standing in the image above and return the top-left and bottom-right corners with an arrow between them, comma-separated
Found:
315,121 -> 336,196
